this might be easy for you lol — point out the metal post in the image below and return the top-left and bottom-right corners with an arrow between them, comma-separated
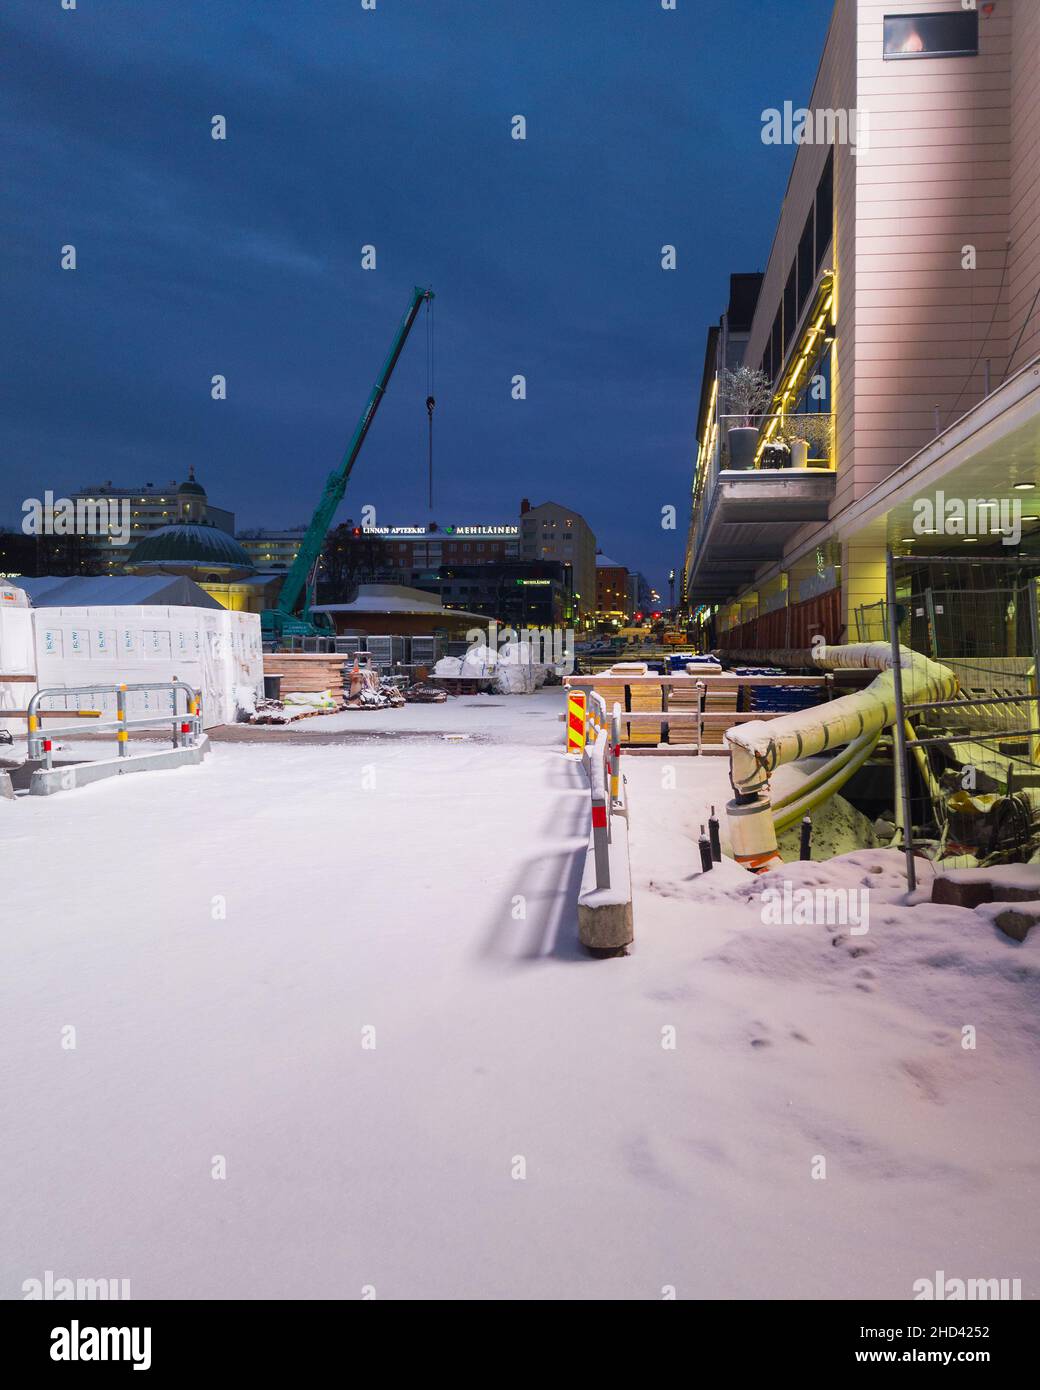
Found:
695,679 -> 705,756
116,684 -> 129,758
591,783 -> 611,889
611,702 -> 621,804
26,692 -> 40,762
887,553 -> 916,891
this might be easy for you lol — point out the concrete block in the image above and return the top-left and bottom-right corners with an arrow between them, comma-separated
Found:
29,737 -> 210,796
578,801 -> 634,951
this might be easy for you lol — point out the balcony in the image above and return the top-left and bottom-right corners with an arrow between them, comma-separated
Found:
688,413 -> 836,603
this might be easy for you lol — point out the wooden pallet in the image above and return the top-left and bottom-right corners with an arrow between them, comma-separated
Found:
428,676 -> 492,696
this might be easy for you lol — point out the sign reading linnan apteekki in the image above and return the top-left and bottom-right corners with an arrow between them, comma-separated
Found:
361,524 -> 519,538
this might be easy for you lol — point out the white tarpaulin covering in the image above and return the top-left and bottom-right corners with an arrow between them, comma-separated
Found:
0,585 -> 262,734
0,582 -> 36,737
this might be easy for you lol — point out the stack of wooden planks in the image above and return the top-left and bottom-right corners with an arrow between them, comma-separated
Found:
694,677 -> 741,749
263,653 -> 346,700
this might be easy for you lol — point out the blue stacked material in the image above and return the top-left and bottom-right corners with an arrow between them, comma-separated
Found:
732,666 -> 826,715
673,653 -> 721,672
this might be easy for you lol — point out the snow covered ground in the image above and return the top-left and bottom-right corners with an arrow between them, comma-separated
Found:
2,687 -> 1038,1299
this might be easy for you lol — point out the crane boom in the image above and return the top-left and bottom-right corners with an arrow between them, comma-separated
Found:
267,285 -> 434,634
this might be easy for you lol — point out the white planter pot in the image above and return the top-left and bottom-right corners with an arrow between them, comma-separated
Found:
790,438 -> 810,468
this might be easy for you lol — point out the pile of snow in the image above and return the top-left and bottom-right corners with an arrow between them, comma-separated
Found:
772,755 -> 881,860
234,684 -> 258,719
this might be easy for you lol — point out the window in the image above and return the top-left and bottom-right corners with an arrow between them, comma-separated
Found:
770,308 -> 783,382
783,266 -> 797,351
883,11 -> 978,60
797,209 -> 815,315
815,151 -> 833,269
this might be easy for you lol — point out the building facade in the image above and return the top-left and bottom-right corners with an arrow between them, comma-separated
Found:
519,499 -> 596,624
626,571 -> 655,620
73,470 -> 234,570
685,0 -> 1040,647
594,554 -> 630,624
410,559 -> 574,628
237,527 -> 306,572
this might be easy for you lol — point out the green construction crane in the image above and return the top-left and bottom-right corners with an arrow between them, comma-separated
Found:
262,285 -> 434,641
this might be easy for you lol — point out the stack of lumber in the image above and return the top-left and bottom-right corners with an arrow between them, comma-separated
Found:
627,677 -> 663,746
585,673 -> 662,748
664,680 -> 701,745
696,676 -> 741,749
263,653 -> 346,700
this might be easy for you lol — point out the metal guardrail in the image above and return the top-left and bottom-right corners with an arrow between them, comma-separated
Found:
580,695 -> 623,891
26,681 -> 202,770
566,671 -> 833,750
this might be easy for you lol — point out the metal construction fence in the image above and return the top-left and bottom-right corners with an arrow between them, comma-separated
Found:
25,680 -> 203,770
886,554 -> 1040,889
566,688 -> 623,891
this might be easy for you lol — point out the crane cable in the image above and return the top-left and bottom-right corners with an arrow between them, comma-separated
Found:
425,295 -> 435,510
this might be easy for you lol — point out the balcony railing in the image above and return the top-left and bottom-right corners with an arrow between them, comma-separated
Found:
692,412 -> 835,560
719,411 -> 835,471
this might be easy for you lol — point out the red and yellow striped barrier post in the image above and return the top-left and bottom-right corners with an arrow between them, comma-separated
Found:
566,689 -> 587,755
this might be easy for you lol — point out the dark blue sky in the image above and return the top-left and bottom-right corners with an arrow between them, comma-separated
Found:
1,0 -> 833,593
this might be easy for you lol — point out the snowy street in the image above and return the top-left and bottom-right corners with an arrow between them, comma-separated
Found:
3,688 -> 1039,1300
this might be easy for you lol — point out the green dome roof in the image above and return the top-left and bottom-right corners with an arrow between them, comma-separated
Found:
178,466 -> 207,498
127,522 -> 254,576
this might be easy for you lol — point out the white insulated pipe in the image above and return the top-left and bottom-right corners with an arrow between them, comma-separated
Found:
724,642 -> 957,871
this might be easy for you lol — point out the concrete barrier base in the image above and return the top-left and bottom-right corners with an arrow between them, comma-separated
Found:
1,770 -> 13,800
29,737 -> 211,796
577,788 -> 634,951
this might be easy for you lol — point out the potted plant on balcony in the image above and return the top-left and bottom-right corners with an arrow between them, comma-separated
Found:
784,413 -> 833,468
719,366 -> 773,470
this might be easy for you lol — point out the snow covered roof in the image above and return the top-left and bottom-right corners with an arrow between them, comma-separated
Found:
15,575 -> 224,609
127,522 -> 254,573
311,583 -> 485,621
596,554 -> 625,568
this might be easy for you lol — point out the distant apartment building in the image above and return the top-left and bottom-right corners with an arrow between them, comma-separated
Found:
238,520 -> 522,579
519,499 -> 596,623
360,521 -> 520,572
595,554 -> 629,623
237,526 -> 306,572
685,0 -> 1040,648
73,469 -> 234,570
626,571 -> 655,619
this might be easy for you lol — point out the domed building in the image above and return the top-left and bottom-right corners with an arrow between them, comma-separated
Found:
123,515 -> 280,613
126,521 -> 256,582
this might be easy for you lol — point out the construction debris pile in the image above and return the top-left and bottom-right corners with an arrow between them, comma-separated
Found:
247,662 -> 448,723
